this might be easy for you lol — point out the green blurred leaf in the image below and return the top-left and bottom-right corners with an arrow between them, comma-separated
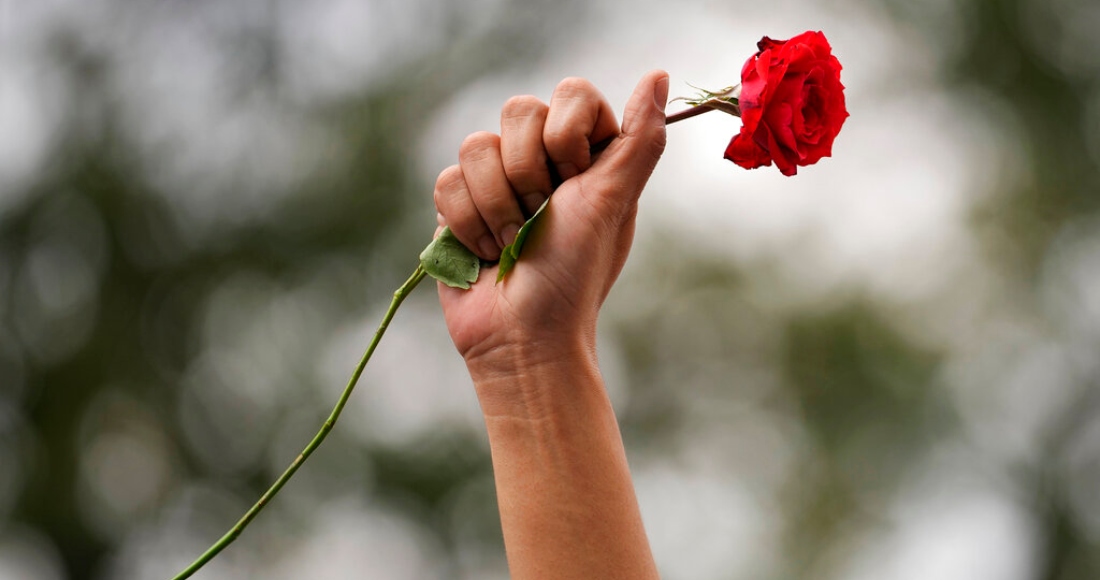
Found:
497,198 -> 549,282
420,227 -> 480,289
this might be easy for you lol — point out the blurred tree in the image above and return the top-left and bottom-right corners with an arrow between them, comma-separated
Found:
2,1 -> 590,578
3,0 -> 1099,578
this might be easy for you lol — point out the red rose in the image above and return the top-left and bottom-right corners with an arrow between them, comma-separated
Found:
724,31 -> 849,176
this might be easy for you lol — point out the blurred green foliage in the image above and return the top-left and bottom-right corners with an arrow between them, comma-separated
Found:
1,0 -> 1098,578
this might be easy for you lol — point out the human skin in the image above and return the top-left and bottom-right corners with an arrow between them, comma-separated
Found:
433,70 -> 669,579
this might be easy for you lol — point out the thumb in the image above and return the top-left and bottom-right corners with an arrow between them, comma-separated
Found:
589,70 -> 669,200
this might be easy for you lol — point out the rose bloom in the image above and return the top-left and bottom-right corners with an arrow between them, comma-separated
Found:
724,31 -> 849,176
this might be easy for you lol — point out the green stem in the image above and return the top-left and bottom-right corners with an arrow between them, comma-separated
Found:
171,93 -> 727,580
171,264 -> 429,580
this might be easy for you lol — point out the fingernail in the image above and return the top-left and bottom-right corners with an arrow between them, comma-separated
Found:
502,223 -> 521,246
436,212 -> 446,226
654,74 -> 669,111
556,162 -> 578,181
478,235 -> 499,259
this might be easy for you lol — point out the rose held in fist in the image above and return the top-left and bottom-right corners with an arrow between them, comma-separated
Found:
724,30 -> 849,176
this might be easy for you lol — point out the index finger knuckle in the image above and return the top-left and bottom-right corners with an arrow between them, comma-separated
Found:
553,77 -> 599,103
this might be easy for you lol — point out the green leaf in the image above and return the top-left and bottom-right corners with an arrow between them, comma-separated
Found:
419,227 -> 480,289
497,197 -> 549,283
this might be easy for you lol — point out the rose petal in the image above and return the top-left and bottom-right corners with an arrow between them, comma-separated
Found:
725,30 -> 847,176
724,129 -> 772,170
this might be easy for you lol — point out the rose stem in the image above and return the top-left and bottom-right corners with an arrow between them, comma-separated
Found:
587,103 -> 733,158
170,265 -> 429,580
665,103 -> 719,124
174,97 -> 734,580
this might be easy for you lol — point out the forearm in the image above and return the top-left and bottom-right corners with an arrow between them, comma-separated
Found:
469,346 -> 658,580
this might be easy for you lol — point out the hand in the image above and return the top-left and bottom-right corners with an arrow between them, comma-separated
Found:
433,71 -> 669,377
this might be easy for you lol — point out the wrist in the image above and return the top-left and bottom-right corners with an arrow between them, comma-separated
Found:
468,330 -> 656,580
464,333 -> 603,421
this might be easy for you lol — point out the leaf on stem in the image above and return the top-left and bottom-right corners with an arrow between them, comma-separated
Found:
497,197 -> 549,282
420,227 -> 480,289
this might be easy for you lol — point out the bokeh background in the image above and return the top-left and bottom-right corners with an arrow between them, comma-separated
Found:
3,0 -> 1099,578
